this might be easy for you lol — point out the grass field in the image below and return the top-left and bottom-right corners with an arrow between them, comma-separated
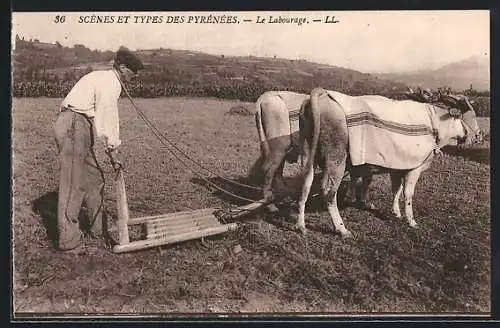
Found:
12,97 -> 490,315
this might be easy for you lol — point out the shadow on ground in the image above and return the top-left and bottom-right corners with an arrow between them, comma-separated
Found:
441,145 -> 490,165
189,173 -> 352,213
32,191 -> 111,247
32,191 -> 59,246
189,175 -> 263,206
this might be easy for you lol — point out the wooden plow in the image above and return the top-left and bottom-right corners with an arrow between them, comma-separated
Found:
111,169 -> 265,254
107,85 -> 269,253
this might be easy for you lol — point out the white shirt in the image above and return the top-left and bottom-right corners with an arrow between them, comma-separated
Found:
61,69 -> 122,148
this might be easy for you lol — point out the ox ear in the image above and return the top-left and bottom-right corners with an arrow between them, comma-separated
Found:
449,107 -> 462,118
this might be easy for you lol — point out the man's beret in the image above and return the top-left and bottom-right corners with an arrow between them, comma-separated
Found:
115,46 -> 144,73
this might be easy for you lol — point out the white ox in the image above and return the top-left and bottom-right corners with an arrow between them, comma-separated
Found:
296,87 -> 483,238
247,91 -> 309,211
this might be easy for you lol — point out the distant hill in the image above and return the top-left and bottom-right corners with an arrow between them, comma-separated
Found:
12,36 -> 410,99
374,55 -> 490,91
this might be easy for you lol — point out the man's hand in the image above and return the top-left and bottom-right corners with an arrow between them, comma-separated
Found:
105,147 -> 123,171
111,159 -> 123,171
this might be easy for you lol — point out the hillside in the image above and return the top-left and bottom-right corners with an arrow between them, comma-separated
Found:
374,55 -> 490,91
12,37 -> 409,100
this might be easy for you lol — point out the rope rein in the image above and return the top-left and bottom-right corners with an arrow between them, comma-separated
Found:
115,73 -> 269,209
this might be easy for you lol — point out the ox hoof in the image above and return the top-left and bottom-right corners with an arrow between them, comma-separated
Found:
340,230 -> 353,239
294,224 -> 307,235
266,204 -> 279,214
360,202 -> 377,210
392,212 -> 402,219
344,196 -> 357,205
409,222 -> 418,228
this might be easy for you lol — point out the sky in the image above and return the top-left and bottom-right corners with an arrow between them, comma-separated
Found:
12,10 -> 490,73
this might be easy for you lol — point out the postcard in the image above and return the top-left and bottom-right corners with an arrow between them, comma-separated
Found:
11,10 -> 491,319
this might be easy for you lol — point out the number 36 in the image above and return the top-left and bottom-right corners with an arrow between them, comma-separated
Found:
54,15 -> 66,23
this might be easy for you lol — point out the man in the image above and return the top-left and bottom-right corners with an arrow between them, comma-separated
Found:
53,46 -> 143,254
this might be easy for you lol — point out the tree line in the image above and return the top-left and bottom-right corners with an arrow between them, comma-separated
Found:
12,79 -> 490,117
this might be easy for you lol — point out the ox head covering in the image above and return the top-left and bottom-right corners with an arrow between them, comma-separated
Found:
439,94 -> 475,116
437,93 -> 483,144
115,46 -> 144,74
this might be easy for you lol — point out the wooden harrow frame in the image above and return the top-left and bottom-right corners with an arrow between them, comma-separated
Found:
111,169 -> 265,253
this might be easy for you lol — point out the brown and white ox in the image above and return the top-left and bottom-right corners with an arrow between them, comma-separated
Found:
296,87 -> 483,238
247,91 -> 310,212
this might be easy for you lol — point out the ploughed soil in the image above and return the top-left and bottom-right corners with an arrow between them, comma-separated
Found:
12,97 -> 490,315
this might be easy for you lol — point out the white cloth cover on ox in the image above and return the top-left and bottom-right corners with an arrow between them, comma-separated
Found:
325,90 -> 438,170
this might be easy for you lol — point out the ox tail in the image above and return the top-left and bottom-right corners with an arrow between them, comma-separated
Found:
298,98 -> 310,169
302,87 -> 323,174
255,94 -> 271,159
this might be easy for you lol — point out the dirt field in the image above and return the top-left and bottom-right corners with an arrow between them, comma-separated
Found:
12,97 -> 490,315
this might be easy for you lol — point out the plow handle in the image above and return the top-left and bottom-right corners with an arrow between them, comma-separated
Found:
112,150 -> 130,245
